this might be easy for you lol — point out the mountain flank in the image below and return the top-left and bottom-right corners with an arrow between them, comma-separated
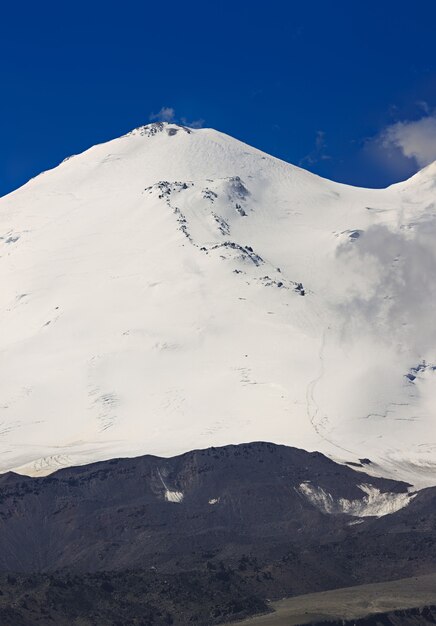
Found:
2,122 -> 436,485
0,443 -> 435,623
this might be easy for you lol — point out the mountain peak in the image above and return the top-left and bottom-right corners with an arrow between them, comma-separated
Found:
1,125 -> 436,487
127,121 -> 195,138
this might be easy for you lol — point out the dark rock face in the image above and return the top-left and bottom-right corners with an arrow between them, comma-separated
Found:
0,442 -> 411,573
0,442 -> 436,624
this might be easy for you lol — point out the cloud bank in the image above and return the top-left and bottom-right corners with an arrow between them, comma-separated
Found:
336,221 -> 436,356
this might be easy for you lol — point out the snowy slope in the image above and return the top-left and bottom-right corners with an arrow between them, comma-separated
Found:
1,122 -> 436,486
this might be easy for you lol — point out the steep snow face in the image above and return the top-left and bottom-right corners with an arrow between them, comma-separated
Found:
1,122 -> 436,485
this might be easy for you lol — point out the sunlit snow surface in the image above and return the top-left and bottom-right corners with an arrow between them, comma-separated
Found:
1,122 -> 436,486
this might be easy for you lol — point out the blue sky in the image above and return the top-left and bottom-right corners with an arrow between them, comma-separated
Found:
1,0 -> 436,196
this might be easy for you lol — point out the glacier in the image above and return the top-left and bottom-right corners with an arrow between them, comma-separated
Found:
1,121 -> 436,486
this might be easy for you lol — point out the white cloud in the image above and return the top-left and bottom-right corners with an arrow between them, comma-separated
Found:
149,107 -> 175,122
181,117 -> 204,129
380,114 -> 436,168
148,108 -> 205,129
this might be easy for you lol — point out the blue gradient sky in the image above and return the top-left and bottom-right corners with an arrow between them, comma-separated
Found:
1,0 -> 436,196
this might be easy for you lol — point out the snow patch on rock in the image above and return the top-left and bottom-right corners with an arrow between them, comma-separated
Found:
298,481 -> 415,517
165,490 -> 184,503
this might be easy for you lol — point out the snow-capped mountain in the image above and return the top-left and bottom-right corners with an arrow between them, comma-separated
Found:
1,122 -> 436,485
